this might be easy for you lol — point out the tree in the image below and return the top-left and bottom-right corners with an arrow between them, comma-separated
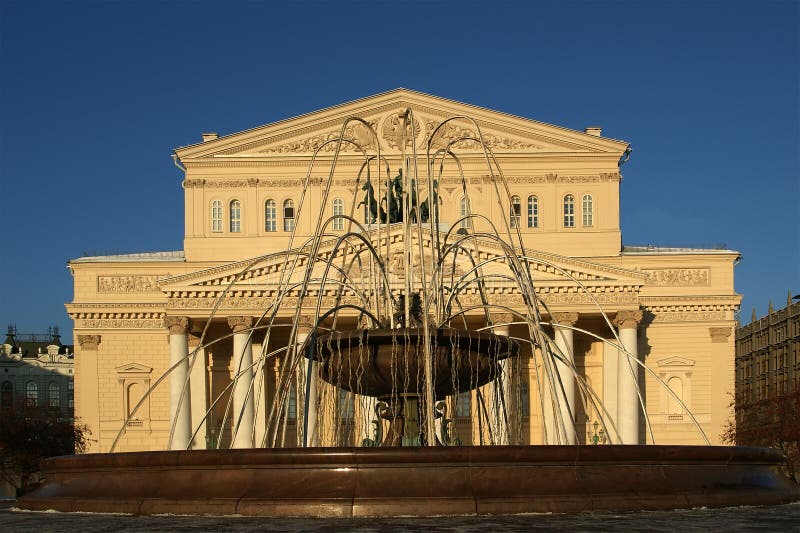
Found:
0,402 -> 90,496
722,390 -> 800,482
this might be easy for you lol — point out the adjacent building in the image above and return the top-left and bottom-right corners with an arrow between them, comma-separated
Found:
734,294 -> 800,446
67,90 -> 741,452
1,326 -> 75,414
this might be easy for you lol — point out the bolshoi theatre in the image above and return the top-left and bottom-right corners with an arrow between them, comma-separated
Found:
68,89 -> 741,453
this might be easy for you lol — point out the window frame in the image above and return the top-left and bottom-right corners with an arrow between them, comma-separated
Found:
229,199 -> 242,233
332,197 -> 344,231
510,195 -> 521,229
527,195 -> 539,228
582,193 -> 593,227
265,199 -> 277,232
563,194 -> 575,228
211,199 -> 223,233
283,199 -> 295,232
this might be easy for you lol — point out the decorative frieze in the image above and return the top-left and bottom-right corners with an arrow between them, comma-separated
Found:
204,180 -> 249,189
259,178 -> 304,188
182,179 -> 206,188
650,311 -> 727,323
642,268 -> 710,287
98,275 -> 161,293
79,319 -> 164,329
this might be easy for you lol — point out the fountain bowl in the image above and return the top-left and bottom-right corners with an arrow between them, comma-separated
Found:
314,327 -> 518,399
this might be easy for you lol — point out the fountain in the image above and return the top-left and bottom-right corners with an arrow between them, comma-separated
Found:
19,110 -> 798,515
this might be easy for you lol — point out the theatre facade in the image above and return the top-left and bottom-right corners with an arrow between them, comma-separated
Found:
68,89 -> 740,452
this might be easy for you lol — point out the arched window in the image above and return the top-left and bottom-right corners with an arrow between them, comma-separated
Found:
211,200 -> 222,233
667,377 -> 684,414
460,196 -> 470,229
332,197 -> 344,231
283,199 -> 295,232
265,199 -> 277,232
510,195 -> 521,229
1,381 -> 12,409
582,194 -> 593,227
229,200 -> 241,233
48,382 -> 60,408
527,195 -> 538,228
563,194 -> 575,228
26,382 -> 38,407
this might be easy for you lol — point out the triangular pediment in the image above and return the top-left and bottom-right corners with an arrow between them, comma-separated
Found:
657,356 -> 696,367
160,225 -> 645,295
115,362 -> 153,374
175,89 -> 629,162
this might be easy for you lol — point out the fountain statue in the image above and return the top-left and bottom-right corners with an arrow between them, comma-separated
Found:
19,110 -> 798,516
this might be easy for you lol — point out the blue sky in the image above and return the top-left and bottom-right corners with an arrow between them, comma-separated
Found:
1,1 -> 797,343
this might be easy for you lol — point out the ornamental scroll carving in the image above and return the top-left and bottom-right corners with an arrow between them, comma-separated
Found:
709,327 -> 732,342
204,180 -> 249,189
651,311 -> 727,323
552,312 -> 579,327
98,275 -> 161,293
164,316 -> 191,334
228,315 -> 254,333
77,335 -> 101,349
426,120 -> 539,151
259,121 -> 377,154
183,179 -> 206,188
642,269 -> 709,287
614,310 -> 643,329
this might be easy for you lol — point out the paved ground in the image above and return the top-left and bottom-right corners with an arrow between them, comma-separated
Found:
1,501 -> 799,532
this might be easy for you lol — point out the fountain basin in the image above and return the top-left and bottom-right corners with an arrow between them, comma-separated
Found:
314,327 -> 518,399
18,446 -> 799,516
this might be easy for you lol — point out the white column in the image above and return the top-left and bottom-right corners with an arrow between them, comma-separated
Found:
295,322 -> 318,447
490,317 -> 512,445
552,312 -> 578,445
228,316 -> 255,449
188,335 -> 207,450
165,317 -> 192,450
614,310 -> 643,445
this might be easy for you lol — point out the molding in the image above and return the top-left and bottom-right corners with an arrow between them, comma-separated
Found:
650,311 -> 728,323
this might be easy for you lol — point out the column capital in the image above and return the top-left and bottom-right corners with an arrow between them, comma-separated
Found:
492,313 -> 515,326
552,312 -> 579,327
228,315 -> 254,333
613,309 -> 643,329
298,315 -> 315,330
77,334 -> 101,350
165,316 -> 191,335
709,326 -> 732,343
